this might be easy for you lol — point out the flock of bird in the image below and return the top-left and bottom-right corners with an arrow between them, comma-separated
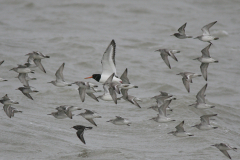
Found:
0,21 -> 237,159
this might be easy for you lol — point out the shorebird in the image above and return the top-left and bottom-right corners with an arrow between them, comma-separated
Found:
192,114 -> 218,130
85,40 -> 122,83
119,68 -> 138,89
193,44 -> 218,81
194,21 -> 219,43
103,73 -> 121,104
121,89 -> 141,108
48,63 -> 72,87
155,49 -> 180,69
171,22 -> 192,39
189,83 -> 215,109
47,110 -> 69,119
10,64 -> 34,74
212,143 -> 237,159
78,109 -> 102,126
72,81 -> 99,102
107,116 -> 131,126
0,94 -> 19,105
71,125 -> 93,144
3,104 -> 22,118
25,51 -> 50,73
177,72 -> 201,93
55,105 -> 82,119
150,100 -> 175,123
168,121 -> 194,137
17,73 -> 36,86
16,86 -> 39,100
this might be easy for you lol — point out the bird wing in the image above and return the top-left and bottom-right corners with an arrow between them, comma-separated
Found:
18,73 -> 29,87
196,83 -> 207,103
0,60 -> 4,65
2,94 -> 10,101
78,88 -> 86,102
120,68 -> 130,84
200,63 -> 209,81
55,63 -> 65,82
109,87 -> 117,104
201,21 -> 217,36
200,114 -> 217,125
34,59 -> 46,73
76,129 -> 86,144
22,93 -> 34,100
101,40 -> 117,77
178,22 -> 187,34
86,118 -> 97,126
182,78 -> 190,93
158,100 -> 171,117
220,150 -> 231,159
201,44 -> 211,58
160,52 -> 171,69
86,93 -> 99,102
168,50 -> 178,62
176,121 -> 185,132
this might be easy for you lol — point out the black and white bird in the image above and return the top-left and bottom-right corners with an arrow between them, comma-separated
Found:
71,125 -> 93,144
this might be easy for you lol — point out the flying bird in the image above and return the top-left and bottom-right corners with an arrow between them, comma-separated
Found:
71,125 -> 93,144
171,22 -> 192,39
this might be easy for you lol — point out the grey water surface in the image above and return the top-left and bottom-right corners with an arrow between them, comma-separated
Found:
0,0 -> 240,159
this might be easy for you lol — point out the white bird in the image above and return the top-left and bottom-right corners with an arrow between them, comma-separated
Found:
192,114 -> 218,130
10,64 -> 34,74
171,22 -> 192,39
78,109 -> 102,126
168,121 -> 194,137
189,83 -> 215,109
107,116 -> 131,126
85,40 -> 122,83
72,81 -> 99,102
48,63 -> 72,87
212,143 -> 237,159
150,100 -> 175,123
194,21 -> 219,43
177,72 -> 201,93
25,51 -> 50,73
193,44 -> 218,81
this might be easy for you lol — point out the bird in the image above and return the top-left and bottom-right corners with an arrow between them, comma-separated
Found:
84,40 -> 122,83
171,22 -> 192,39
107,116 -> 131,126
119,68 -> 138,89
55,105 -> 82,119
97,84 -> 115,102
189,83 -> 215,109
16,86 -> 39,100
150,100 -> 175,123
72,81 -> 99,102
47,110 -> 69,119
0,94 -> 19,105
17,73 -> 36,86
192,114 -> 218,130
121,89 -> 141,108
212,143 -> 237,159
194,21 -> 219,43
168,121 -> 194,137
177,72 -> 201,93
48,63 -> 72,87
71,125 -> 93,144
78,109 -> 102,126
155,49 -> 180,69
102,73 -> 121,104
3,104 -> 22,118
10,64 -> 34,74
24,55 -> 37,69
193,43 -> 218,81
25,51 -> 50,73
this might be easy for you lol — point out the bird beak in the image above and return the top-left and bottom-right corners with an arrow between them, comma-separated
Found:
84,76 -> 93,79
